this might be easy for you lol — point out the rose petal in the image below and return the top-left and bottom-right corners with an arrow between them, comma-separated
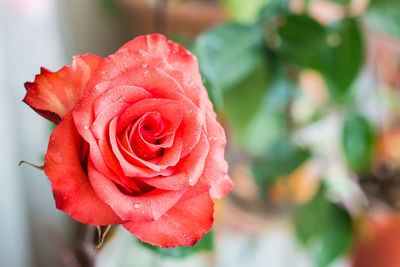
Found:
199,110 -> 229,188
123,191 -> 214,248
107,64 -> 185,97
83,47 -> 174,94
91,101 -> 129,140
166,69 -> 211,115
117,98 -> 183,135
93,85 -> 152,116
209,175 -> 234,199
110,117 -> 182,175
178,111 -> 232,201
130,113 -> 163,160
88,161 -> 185,222
24,54 -> 102,124
142,132 -> 209,190
75,94 -> 138,190
150,88 -> 203,157
97,133 -> 142,193
97,118 -> 170,182
73,81 -> 110,142
44,113 -> 123,225
119,34 -> 199,74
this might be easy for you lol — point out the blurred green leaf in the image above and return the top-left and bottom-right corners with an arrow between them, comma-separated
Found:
258,0 -> 290,23
223,60 -> 268,143
193,23 -> 265,109
365,0 -> 400,38
140,230 -> 214,258
225,74 -> 296,156
277,14 -> 327,68
295,185 -> 353,267
329,0 -> 351,4
322,18 -> 364,102
222,0 -> 273,23
341,114 -> 375,173
252,136 -> 310,189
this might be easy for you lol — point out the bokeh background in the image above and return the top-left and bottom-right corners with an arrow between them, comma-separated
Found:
1,0 -> 400,266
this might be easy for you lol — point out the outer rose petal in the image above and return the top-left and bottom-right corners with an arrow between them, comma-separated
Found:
87,161 -> 185,222
119,34 -> 199,75
24,54 -> 102,124
44,113 -> 123,225
179,111 -> 232,202
209,175 -> 235,199
200,110 -> 229,187
123,192 -> 214,248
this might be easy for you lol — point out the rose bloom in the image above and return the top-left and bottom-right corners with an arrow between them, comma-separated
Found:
23,34 -> 233,247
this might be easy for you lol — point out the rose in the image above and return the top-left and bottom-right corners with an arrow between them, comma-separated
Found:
23,34 -> 233,247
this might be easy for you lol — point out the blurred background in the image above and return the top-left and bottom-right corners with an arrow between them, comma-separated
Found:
1,0 -> 400,266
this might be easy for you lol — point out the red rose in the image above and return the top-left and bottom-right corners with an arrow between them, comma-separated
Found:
23,34 -> 233,247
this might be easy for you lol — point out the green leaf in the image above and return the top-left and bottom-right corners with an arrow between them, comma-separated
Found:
224,74 -> 295,156
252,137 -> 311,189
341,114 -> 375,173
295,185 -> 353,267
322,18 -> 364,102
223,61 -> 268,149
222,0 -> 273,23
140,230 -> 214,258
329,0 -> 351,4
365,0 -> 400,38
258,0 -> 290,24
277,14 -> 327,69
193,23 -> 265,109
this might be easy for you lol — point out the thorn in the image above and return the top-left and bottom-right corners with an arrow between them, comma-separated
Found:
18,160 -> 44,170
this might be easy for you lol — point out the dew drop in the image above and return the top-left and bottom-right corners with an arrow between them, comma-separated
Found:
134,203 -> 140,208
84,125 -> 89,129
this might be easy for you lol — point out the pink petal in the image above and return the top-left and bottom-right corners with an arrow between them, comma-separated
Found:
24,54 -> 102,123
142,132 -> 209,190
123,192 -> 214,248
87,161 -> 185,222
44,113 -> 123,225
117,98 -> 183,135
119,34 -> 199,75
199,110 -> 229,188
93,85 -> 152,116
150,88 -> 203,157
110,118 -> 181,175
209,175 -> 234,199
107,64 -> 185,97
179,111 -> 232,201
